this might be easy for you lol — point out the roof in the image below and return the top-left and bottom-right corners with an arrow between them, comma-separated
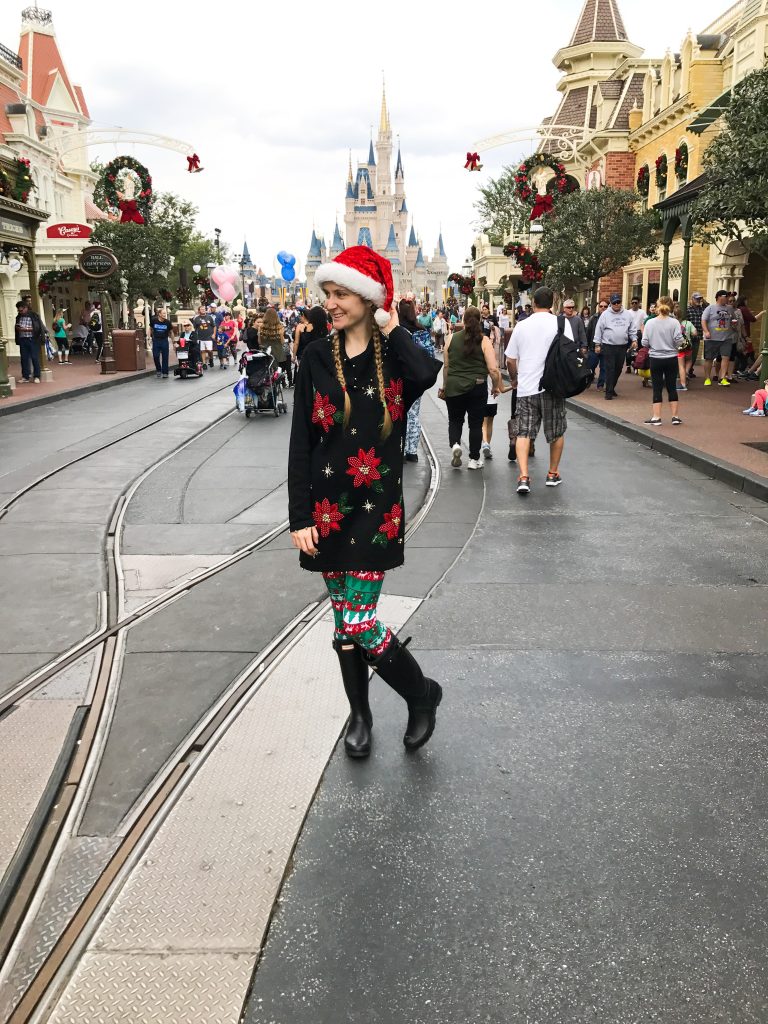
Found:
384,224 -> 399,252
654,171 -> 709,216
368,139 -> 376,166
353,166 -> 374,200
19,27 -> 81,113
73,84 -> 89,118
85,196 -> 109,221
414,246 -> 425,268
408,225 -> 418,247
0,80 -> 24,136
437,232 -> 445,258
610,72 -> 645,130
688,88 -> 731,134
552,85 -> 589,127
346,180 -> 354,199
400,198 -> 408,213
308,229 -> 321,258
331,222 -> 345,252
569,0 -> 628,45
357,226 -> 373,248
395,146 -> 404,178
598,80 -> 624,99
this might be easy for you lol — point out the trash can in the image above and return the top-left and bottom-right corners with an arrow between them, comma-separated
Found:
112,330 -> 146,371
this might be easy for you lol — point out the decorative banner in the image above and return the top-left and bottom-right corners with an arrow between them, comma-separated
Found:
47,223 -> 92,240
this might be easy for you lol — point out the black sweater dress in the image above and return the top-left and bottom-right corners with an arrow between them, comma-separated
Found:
288,326 -> 441,572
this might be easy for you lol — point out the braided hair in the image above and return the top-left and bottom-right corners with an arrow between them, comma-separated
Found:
329,316 -> 392,440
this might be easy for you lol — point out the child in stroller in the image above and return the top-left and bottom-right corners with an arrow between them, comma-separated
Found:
239,348 -> 287,418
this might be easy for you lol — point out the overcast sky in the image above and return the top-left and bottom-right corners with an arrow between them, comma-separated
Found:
1,0 -> 729,275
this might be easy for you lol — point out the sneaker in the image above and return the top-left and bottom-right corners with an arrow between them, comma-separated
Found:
688,370 -> 696,379
704,378 -> 712,386
482,443 -> 493,460
19,377 -> 31,383
743,407 -> 756,415
719,378 -> 731,387
156,372 -> 162,378
747,372 -> 760,381
508,445 -> 517,462
516,476 -> 530,494
671,416 -> 682,425
644,417 -> 662,425
468,458 -> 484,470
33,377 -> 40,384
677,384 -> 688,392
450,443 -> 462,468
162,374 -> 169,379
545,472 -> 562,487
749,409 -> 766,417
405,452 -> 419,463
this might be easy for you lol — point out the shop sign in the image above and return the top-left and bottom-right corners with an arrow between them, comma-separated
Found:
78,245 -> 118,278
0,217 -> 33,242
47,223 -> 91,240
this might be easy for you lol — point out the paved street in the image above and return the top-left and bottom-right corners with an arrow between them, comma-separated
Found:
3,376 -> 768,1023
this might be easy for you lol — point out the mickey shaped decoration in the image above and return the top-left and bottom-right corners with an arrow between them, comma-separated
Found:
276,251 -> 297,282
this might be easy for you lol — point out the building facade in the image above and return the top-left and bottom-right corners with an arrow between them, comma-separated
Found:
306,89 -> 449,304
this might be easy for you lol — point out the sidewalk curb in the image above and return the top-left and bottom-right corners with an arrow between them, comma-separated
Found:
0,367 -> 159,418
567,398 -> 768,504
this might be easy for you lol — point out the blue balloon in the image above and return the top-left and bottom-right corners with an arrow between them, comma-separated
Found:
281,265 -> 296,282
277,250 -> 290,265
284,253 -> 296,267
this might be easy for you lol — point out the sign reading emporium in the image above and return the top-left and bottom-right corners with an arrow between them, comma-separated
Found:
47,222 -> 92,240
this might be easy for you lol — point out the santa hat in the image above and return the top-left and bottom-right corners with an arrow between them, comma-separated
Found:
314,245 -> 394,329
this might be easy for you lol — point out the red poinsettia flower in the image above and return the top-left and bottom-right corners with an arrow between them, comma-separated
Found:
347,447 -> 382,488
384,378 -> 405,421
379,503 -> 403,540
312,498 -> 344,538
312,391 -> 337,433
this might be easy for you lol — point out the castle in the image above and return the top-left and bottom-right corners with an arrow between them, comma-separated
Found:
305,89 -> 449,304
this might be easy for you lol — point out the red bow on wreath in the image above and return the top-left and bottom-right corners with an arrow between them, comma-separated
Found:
118,198 -> 145,225
530,193 -> 554,221
464,152 -> 482,171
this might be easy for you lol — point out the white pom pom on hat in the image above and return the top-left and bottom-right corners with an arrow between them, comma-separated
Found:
314,245 -> 394,327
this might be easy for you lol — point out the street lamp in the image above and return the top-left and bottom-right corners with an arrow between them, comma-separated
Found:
214,228 -> 221,259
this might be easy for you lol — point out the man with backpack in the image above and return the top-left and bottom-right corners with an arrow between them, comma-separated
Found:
505,286 -> 574,494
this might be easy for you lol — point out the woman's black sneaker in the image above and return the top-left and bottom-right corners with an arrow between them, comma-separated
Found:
405,452 -> 419,463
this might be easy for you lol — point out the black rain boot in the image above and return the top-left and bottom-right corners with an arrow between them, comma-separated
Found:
365,635 -> 442,751
333,638 -> 372,759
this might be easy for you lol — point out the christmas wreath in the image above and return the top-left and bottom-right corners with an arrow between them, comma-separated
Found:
0,158 -> 36,203
514,153 -> 575,220
636,165 -> 650,198
448,272 -> 476,296
38,267 -> 89,294
674,143 -> 688,180
655,154 -> 668,190
102,155 -> 153,222
502,242 -> 544,285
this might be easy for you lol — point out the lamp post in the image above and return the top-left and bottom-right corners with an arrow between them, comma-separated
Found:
214,228 -> 221,259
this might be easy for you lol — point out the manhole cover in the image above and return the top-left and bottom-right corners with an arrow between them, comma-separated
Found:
743,441 -> 768,453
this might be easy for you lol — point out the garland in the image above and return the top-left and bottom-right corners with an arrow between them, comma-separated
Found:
674,142 -> 688,180
0,158 -> 36,203
636,165 -> 650,198
514,153 -> 576,220
655,153 -> 668,190
102,155 -> 153,221
38,267 -> 90,294
448,272 -> 475,296
502,242 -> 544,285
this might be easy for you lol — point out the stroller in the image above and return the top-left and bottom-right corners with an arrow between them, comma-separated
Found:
241,350 -> 288,418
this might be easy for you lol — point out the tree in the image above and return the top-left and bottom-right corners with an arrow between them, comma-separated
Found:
475,166 -> 531,244
89,220 -> 173,305
692,66 -> 768,260
537,187 -> 659,308
89,158 -> 107,211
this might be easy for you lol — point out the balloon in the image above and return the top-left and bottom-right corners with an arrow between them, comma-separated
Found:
277,250 -> 290,265
192,264 -> 201,273
218,281 -> 237,303
211,266 -> 229,287
281,266 -> 296,282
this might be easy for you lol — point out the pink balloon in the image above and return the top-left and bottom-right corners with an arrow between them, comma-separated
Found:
218,281 -> 236,303
210,266 -> 228,287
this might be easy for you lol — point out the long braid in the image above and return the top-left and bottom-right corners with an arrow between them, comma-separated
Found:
331,334 -> 352,429
372,323 -> 393,440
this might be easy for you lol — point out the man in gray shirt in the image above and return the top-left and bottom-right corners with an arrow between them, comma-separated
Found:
702,289 -> 736,386
562,298 -> 587,351
594,293 -> 638,400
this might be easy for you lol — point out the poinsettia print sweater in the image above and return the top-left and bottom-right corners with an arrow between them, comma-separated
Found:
288,326 -> 441,572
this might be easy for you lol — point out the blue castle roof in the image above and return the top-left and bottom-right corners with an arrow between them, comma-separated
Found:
415,246 -> 425,268
242,239 -> 252,264
400,198 -> 408,214
437,232 -> 445,258
385,224 -> 399,252
307,229 -> 321,262
331,222 -> 345,253
357,226 -> 373,248
395,146 -> 404,178
353,167 -> 374,201
346,180 -> 354,199
368,139 -> 376,166
408,225 -> 418,247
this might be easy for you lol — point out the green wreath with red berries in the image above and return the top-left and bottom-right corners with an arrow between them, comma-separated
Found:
514,153 -> 576,215
502,242 -> 544,285
102,155 -> 153,220
448,272 -> 476,296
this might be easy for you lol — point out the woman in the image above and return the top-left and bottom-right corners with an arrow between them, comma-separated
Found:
401,298 -> 434,463
243,314 -> 260,351
672,302 -> 696,391
735,296 -> 764,377
439,306 -> 502,469
294,306 -> 329,368
641,296 -> 683,426
289,246 -> 441,758
258,307 -> 289,380
580,305 -> 591,326
53,308 -> 71,364
217,310 -> 238,368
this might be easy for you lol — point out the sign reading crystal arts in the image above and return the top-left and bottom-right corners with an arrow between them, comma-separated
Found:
78,245 -> 118,279
47,223 -> 91,240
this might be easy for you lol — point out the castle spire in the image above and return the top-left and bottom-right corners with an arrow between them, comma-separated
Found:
368,137 -> 376,166
395,140 -> 404,179
347,150 -> 353,182
379,79 -> 390,134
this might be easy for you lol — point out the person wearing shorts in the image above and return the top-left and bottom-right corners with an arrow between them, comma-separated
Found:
702,291 -> 736,386
505,286 -> 572,494
53,308 -> 71,363
481,375 -> 513,460
192,305 -> 216,368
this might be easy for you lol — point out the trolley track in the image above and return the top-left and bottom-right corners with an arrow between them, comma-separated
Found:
0,426 -> 441,1024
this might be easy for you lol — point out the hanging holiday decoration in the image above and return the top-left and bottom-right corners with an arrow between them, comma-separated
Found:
674,143 -> 688,180
102,156 -> 153,224
503,242 -> 545,285
176,285 -> 194,306
447,272 -> 476,296
464,151 -> 482,172
655,153 -> 668,190
38,267 -> 88,294
13,158 -> 35,203
514,153 -> 576,221
636,164 -> 650,198
186,153 -> 203,173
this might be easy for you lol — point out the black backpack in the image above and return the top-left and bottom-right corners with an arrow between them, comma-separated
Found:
539,314 -> 593,399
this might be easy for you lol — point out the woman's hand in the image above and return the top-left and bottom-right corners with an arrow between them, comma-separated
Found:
291,526 -> 319,556
379,304 -> 400,336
